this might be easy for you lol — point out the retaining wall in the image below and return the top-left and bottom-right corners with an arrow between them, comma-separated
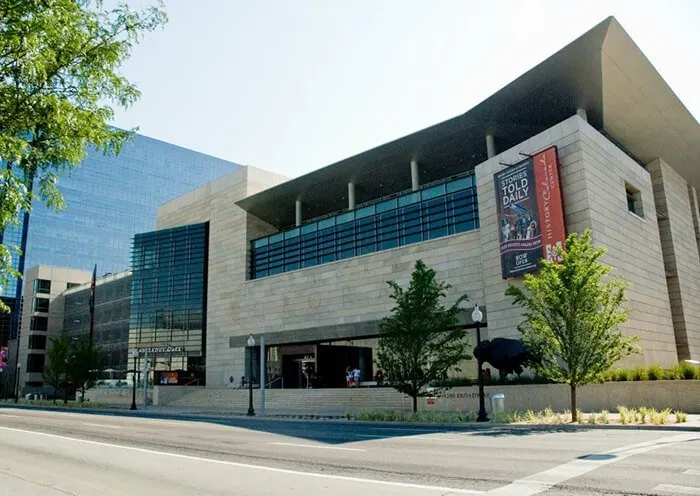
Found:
150,381 -> 700,414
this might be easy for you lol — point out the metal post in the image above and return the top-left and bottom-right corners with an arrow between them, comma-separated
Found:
14,363 -> 20,403
410,159 -> 420,191
142,350 -> 148,409
348,182 -> 356,210
259,335 -> 265,416
476,321 -> 488,422
247,346 -> 255,416
130,350 -> 138,411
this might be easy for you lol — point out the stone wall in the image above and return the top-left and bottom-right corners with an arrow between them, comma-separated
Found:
154,381 -> 700,414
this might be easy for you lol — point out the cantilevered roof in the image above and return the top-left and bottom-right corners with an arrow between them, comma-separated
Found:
238,17 -> 700,229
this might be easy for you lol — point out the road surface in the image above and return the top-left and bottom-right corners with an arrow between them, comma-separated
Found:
0,408 -> 699,495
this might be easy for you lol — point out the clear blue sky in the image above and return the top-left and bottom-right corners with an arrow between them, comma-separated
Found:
112,0 -> 700,179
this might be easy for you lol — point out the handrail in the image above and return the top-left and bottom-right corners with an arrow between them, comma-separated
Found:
266,377 -> 283,389
183,377 -> 200,386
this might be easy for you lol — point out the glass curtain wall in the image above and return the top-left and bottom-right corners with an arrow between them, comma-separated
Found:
251,173 -> 479,279
129,222 -> 209,383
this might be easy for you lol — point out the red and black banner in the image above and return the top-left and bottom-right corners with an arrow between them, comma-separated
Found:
494,146 -> 566,279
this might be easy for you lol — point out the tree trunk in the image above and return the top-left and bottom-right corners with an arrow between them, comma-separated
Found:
570,383 -> 577,422
412,394 -> 417,413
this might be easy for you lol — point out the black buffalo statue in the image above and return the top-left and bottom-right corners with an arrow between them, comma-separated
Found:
473,338 -> 534,377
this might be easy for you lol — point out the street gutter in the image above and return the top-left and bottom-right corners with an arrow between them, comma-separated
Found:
2,403 -> 699,432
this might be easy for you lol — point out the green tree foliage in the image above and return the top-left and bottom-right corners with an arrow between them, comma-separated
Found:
67,334 -> 106,399
376,260 -> 471,412
0,0 -> 167,311
43,334 -> 71,403
43,334 -> 105,403
506,230 -> 638,422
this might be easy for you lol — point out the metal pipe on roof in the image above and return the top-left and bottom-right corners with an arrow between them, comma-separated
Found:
295,200 -> 302,227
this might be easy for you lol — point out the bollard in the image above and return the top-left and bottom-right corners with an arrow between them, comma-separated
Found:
491,393 -> 505,414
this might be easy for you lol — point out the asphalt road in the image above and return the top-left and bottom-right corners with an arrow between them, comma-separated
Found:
0,408 -> 699,495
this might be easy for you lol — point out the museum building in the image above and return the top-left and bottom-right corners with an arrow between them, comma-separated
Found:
125,17 -> 700,388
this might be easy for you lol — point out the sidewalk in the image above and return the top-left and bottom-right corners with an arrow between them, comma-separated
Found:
3,402 -> 700,432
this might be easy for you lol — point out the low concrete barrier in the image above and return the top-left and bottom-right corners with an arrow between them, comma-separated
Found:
85,387 -> 152,406
152,380 -> 700,415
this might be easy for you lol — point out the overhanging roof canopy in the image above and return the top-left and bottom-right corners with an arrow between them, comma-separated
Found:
238,17 -> 700,229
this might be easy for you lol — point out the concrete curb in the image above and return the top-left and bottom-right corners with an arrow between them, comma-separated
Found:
3,403 -> 700,432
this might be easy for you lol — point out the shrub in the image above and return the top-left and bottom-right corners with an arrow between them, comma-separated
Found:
646,365 -> 664,381
675,411 -> 688,423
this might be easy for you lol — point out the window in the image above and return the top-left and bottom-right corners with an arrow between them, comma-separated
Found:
32,279 -> 51,294
28,335 -> 47,350
30,316 -> 48,331
26,353 -> 46,373
66,282 -> 81,290
625,183 -> 643,217
32,297 -> 50,313
250,173 -> 479,279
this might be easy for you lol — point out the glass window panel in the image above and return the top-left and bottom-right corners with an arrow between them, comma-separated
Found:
398,192 -> 420,207
318,217 -> 335,230
420,184 -> 446,200
284,228 -> 300,239
355,205 -> 375,218
376,198 -> 397,213
269,233 -> 284,244
301,222 -> 317,234
336,212 -> 355,225
446,176 -> 473,193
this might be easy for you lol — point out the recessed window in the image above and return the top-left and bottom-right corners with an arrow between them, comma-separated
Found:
30,316 -> 48,331
32,279 -> 51,294
66,282 -> 81,290
28,335 -> 47,350
32,297 -> 50,313
26,353 -> 46,373
625,184 -> 643,218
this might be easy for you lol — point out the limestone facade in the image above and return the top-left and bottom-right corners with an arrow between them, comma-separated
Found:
155,115 -> 694,387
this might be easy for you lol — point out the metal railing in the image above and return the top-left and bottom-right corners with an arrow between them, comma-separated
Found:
266,377 -> 283,389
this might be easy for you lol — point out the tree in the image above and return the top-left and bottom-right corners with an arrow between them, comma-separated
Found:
505,229 -> 639,422
43,334 -> 71,403
66,334 -> 106,400
0,0 -> 167,311
376,260 -> 470,412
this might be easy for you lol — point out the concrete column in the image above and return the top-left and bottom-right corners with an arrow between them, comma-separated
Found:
410,159 -> 419,191
295,200 -> 302,227
576,108 -> 588,122
486,133 -> 497,159
348,182 -> 356,210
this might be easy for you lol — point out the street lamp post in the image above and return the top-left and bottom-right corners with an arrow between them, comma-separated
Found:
472,304 -> 488,422
14,362 -> 21,403
130,350 -> 139,411
246,335 -> 255,416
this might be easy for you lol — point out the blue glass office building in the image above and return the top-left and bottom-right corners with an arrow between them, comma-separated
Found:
0,133 -> 239,345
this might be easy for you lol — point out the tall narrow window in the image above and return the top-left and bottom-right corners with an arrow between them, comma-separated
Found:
625,183 -> 643,218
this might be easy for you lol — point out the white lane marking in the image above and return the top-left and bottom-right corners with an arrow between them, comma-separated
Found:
684,470 -> 700,476
268,442 -> 366,452
654,484 -> 700,495
486,433 -> 700,496
0,426 -> 482,494
83,423 -> 121,429
354,434 -> 462,441
0,414 -> 21,418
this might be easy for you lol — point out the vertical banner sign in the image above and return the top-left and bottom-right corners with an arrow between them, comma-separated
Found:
494,146 -> 566,278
